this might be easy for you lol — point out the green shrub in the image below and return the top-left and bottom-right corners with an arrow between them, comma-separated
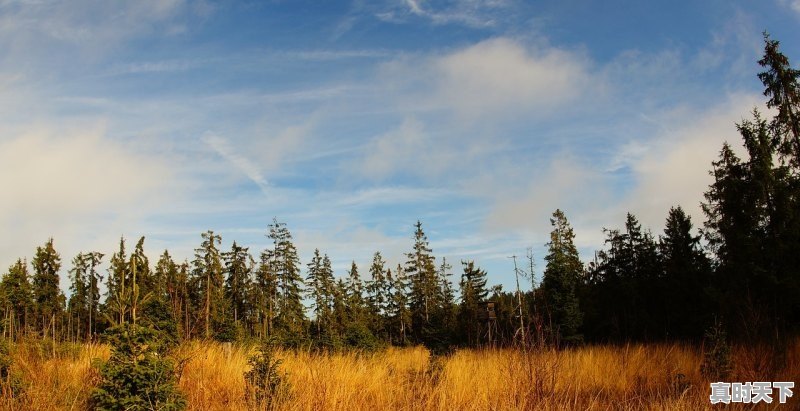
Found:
90,324 -> 186,411
700,320 -> 732,380
245,338 -> 289,409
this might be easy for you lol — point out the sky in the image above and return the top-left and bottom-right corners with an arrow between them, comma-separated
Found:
0,0 -> 799,293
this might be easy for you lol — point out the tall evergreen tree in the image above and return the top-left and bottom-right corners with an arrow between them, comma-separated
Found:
458,260 -> 488,346
223,241 -> 253,326
68,253 -> 90,340
253,249 -> 279,338
365,252 -> 389,338
305,249 -> 331,338
346,261 -> 366,325
1,259 -> 33,340
106,237 -> 130,326
404,221 -> 439,342
32,238 -> 64,338
660,206 -> 712,338
390,263 -> 411,345
758,32 -> 800,165
191,230 -> 226,340
266,219 -> 306,335
541,210 -> 583,344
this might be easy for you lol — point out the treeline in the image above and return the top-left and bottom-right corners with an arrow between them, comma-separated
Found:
1,34 -> 799,350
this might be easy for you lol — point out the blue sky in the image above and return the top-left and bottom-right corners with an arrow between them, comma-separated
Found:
1,0 -> 798,293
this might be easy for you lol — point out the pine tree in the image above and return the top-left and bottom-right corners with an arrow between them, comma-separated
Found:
191,230 -> 226,340
129,237 -> 152,326
404,221 -> 439,342
365,252 -> 389,338
156,251 -> 188,341
223,241 -> 253,326
437,257 -> 456,339
758,32 -> 800,165
266,219 -> 306,336
1,259 -> 33,340
541,210 -> 583,345
458,260 -> 488,346
32,238 -> 64,338
106,238 -> 130,326
68,253 -> 90,341
660,206 -> 712,338
253,250 -> 279,338
305,249 -> 330,338
346,261 -> 366,324
390,263 -> 411,345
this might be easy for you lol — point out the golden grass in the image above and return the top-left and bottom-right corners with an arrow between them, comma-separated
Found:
1,339 -> 797,410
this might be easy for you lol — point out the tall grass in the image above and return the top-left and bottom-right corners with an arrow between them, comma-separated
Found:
0,338 -> 796,410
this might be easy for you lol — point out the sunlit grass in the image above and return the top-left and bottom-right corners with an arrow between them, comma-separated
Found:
1,338 -> 797,410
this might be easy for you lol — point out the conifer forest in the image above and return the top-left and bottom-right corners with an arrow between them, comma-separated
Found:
1,6 -> 800,411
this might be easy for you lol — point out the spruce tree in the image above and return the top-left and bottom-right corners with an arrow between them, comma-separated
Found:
305,249 -> 330,338
458,260 -> 488,346
365,252 -> 389,338
404,221 -> 439,342
266,219 -> 306,336
660,206 -> 712,338
191,231 -> 226,340
68,253 -> 90,341
1,259 -> 33,340
758,32 -> 800,165
541,210 -> 583,345
222,241 -> 253,326
32,238 -> 64,338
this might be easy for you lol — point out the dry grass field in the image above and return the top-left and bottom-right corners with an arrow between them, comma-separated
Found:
0,339 -> 797,410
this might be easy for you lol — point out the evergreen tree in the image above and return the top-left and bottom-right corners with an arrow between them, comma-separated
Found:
68,253 -> 90,340
389,263 -> 411,345
365,252 -> 389,339
266,219 -> 306,335
191,230 -> 226,340
404,221 -> 439,342
758,32 -> 800,165
1,259 -> 33,340
305,249 -> 331,338
32,238 -> 64,338
345,261 -> 366,324
660,206 -> 712,338
541,210 -> 583,344
458,260 -> 488,346
106,238 -> 130,326
253,250 -> 279,338
222,241 -> 253,326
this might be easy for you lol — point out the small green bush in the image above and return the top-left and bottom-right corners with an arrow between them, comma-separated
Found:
245,338 -> 289,409
700,320 -> 732,380
89,324 -> 186,411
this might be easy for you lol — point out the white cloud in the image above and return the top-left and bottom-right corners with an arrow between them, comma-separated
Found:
434,38 -> 592,117
622,93 -> 765,231
203,132 -> 269,191
0,124 -> 176,271
378,37 -> 596,120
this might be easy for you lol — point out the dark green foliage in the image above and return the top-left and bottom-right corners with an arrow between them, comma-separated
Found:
343,322 -> 381,351
458,260 -> 488,346
0,339 -> 23,397
31,238 -> 64,336
541,210 -> 583,345
90,324 -> 186,411
191,231 -> 227,340
245,338 -> 289,409
661,207 -> 712,338
265,219 -> 306,336
222,242 -> 253,327
700,321 -> 732,380
1,259 -> 33,340
758,32 -> 800,165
